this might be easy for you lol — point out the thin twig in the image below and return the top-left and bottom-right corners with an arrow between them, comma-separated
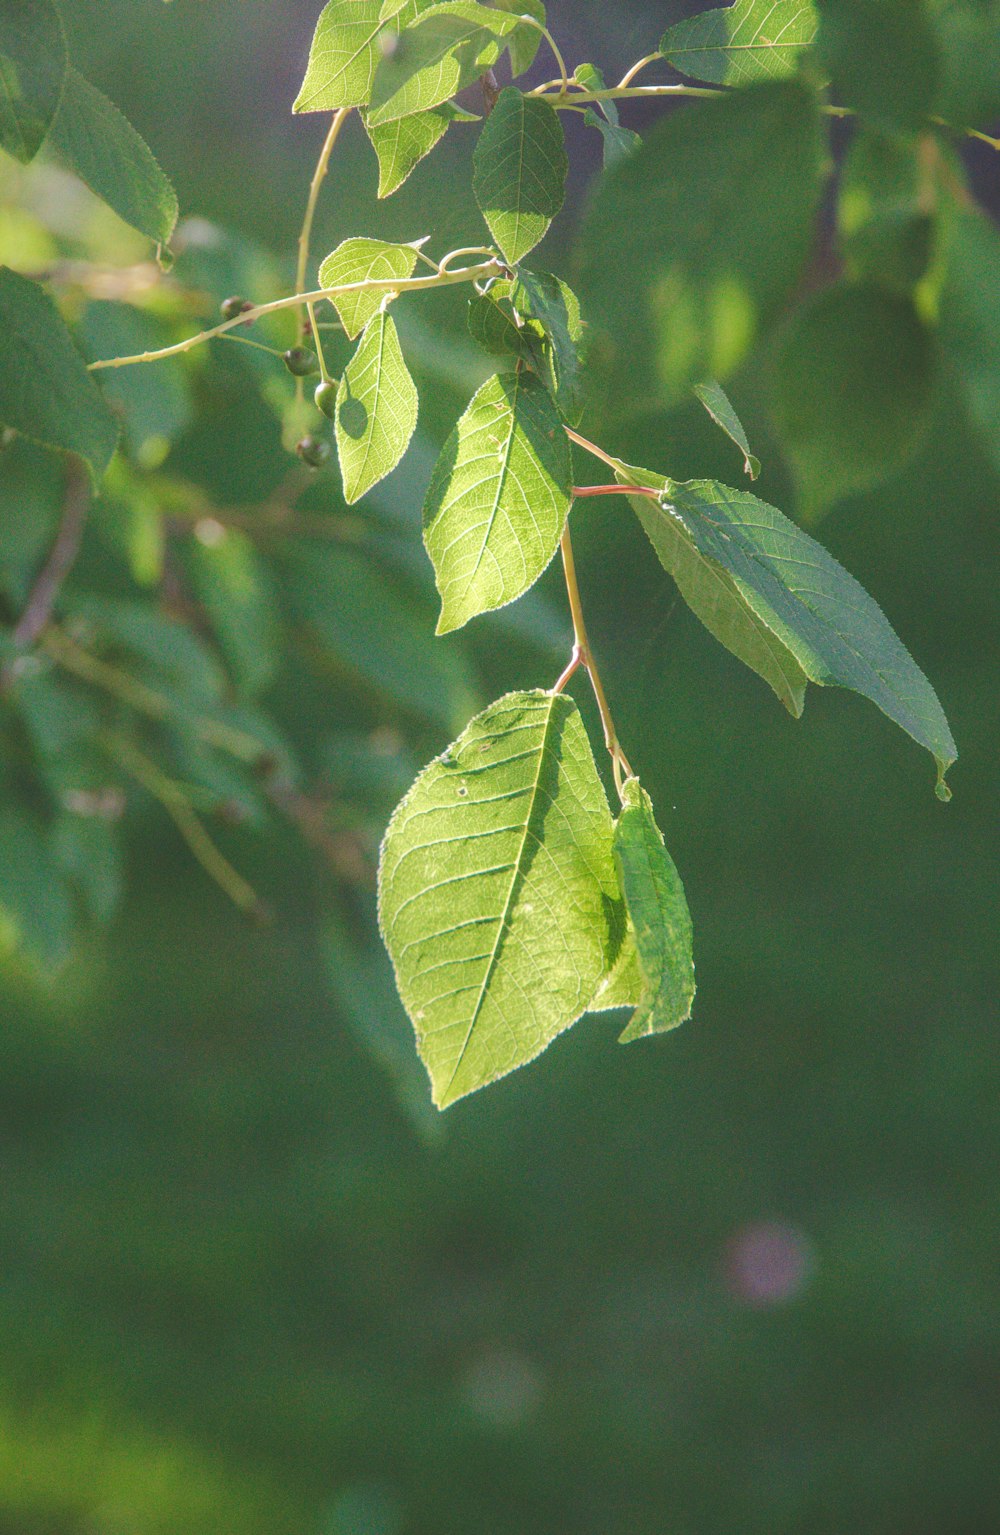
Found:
13,457 -> 90,648
87,258 -> 504,371
564,426 -> 626,474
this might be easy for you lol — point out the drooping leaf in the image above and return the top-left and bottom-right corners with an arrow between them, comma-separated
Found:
0,0 -> 66,164
335,310 -> 419,503
279,541 -> 478,732
186,527 -> 282,697
818,0 -> 940,133
472,87 -> 567,266
422,370 -> 571,634
0,267 -> 118,481
318,236 -> 421,338
47,68 -> 178,245
939,203 -> 1000,477
659,0 -> 819,85
771,282 -> 936,515
293,0 -> 385,112
466,281 -> 542,362
378,689 -> 621,1107
837,126 -> 934,296
693,381 -> 761,478
367,2 -> 518,125
584,108 -> 641,169
513,268 -> 585,424
613,458 -> 809,716
629,472 -> 957,793
579,81 -> 823,414
363,100 -> 476,197
613,779 -> 695,1043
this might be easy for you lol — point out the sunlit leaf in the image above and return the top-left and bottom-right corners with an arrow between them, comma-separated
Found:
378,689 -> 621,1107
335,310 -> 419,503
318,236 -> 421,338
659,0 -> 819,85
422,370 -> 571,634
294,0 -> 385,112
363,100 -> 476,197
368,1 -> 518,125
613,779 -> 695,1043
472,88 -> 567,266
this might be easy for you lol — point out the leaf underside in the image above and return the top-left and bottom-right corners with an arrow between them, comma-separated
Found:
335,310 -> 419,503
318,237 -> 420,338
378,690 -> 621,1108
613,779 -> 695,1042
472,87 -> 567,266
659,0 -> 819,86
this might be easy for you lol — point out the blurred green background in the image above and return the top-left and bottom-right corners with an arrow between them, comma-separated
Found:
2,3 -> 998,1532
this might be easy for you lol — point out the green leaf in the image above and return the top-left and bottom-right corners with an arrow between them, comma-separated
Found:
363,100 -> 475,197
368,1 -> 518,125
472,87 -> 567,266
293,0 -> 385,112
771,282 -> 936,515
378,689 -> 621,1107
630,472 -> 957,793
0,0 -> 66,164
81,302 -> 192,465
186,527 -> 282,697
47,68 -> 178,245
837,127 -> 934,296
613,779 -> 695,1043
489,0 -> 547,75
422,370 -> 571,634
279,541 -> 477,731
512,268 -> 585,425
579,81 -> 823,415
0,267 -> 118,481
318,236 -> 421,339
335,310 -> 419,504
939,204 -> 1000,478
693,381 -> 761,478
583,108 -> 641,169
52,812 -> 124,926
613,458 -> 809,716
659,0 -> 819,85
0,806 -> 74,971
467,281 -> 542,362
818,0 -> 940,133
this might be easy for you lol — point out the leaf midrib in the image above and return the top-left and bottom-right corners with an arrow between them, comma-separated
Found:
440,693 -> 557,1101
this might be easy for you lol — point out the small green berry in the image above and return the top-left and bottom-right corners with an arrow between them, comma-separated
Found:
314,379 -> 338,419
296,435 -> 331,470
283,346 -> 319,378
220,295 -> 251,321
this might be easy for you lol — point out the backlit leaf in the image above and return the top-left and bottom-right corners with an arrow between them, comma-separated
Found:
368,1 -> 518,125
318,236 -> 421,338
422,370 -> 571,634
378,690 -> 621,1107
659,0 -> 819,85
47,68 -> 178,245
336,310 -> 419,503
0,0 -> 66,164
513,268 -> 585,424
613,779 -> 695,1042
0,267 -> 118,481
294,0 -> 385,112
472,88 -> 567,266
363,100 -> 476,197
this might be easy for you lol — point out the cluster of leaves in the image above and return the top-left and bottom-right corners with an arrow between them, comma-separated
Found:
2,0 -> 993,1108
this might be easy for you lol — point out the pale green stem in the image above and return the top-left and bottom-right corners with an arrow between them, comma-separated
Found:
515,14 -> 570,98
617,52 -> 663,89
88,259 -> 504,371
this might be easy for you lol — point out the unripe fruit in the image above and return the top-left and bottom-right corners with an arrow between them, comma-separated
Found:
296,435 -> 331,469
314,379 -> 338,419
220,295 -> 251,321
283,346 -> 318,378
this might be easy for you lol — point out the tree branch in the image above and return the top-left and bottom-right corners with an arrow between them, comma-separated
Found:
13,456 -> 90,648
